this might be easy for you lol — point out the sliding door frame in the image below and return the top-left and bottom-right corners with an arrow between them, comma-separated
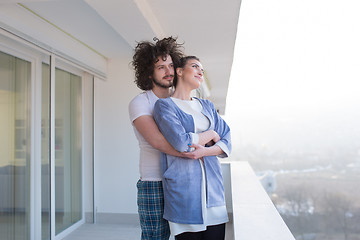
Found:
0,28 -> 94,240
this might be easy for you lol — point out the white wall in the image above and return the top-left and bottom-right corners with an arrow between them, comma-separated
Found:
83,73 -> 94,220
94,57 -> 142,216
0,4 -> 107,77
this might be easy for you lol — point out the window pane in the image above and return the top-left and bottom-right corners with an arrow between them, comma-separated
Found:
54,68 -> 82,234
0,51 -> 31,240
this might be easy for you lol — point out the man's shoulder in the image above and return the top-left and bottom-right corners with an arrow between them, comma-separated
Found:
129,91 -> 154,121
129,91 -> 151,107
131,91 -> 148,101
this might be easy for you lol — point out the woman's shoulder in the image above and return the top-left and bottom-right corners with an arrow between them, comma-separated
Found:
154,97 -> 175,111
194,97 -> 215,109
157,97 -> 172,103
155,97 -> 173,106
193,97 -> 210,103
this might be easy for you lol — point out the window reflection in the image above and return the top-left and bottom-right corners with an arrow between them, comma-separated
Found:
54,68 -> 82,234
0,51 -> 31,240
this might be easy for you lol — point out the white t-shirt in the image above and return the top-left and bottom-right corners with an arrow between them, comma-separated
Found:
128,90 -> 162,181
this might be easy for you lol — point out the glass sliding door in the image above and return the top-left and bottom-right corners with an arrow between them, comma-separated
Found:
54,68 -> 82,234
0,31 -> 91,240
0,51 -> 31,240
41,63 -> 50,240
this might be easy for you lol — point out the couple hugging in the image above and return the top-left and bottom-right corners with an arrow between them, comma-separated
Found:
129,37 -> 231,240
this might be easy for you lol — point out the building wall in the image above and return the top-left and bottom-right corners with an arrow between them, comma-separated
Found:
83,73 -> 95,221
94,58 -> 142,217
1,3 -> 143,223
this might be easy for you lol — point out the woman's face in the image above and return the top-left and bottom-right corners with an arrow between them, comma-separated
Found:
179,59 -> 204,90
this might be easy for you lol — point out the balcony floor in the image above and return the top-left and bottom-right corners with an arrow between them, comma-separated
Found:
62,221 -> 233,240
62,223 -> 142,240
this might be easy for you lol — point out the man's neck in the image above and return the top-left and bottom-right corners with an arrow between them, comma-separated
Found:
152,86 -> 170,99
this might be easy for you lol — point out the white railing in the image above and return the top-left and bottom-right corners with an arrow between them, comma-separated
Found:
222,161 -> 295,240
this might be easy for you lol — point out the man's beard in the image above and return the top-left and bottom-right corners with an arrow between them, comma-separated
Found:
153,76 -> 174,88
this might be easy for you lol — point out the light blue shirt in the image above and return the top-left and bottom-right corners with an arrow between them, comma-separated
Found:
153,97 -> 232,224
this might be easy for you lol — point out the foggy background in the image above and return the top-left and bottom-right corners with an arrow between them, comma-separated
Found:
226,0 -> 360,155
224,0 -> 360,239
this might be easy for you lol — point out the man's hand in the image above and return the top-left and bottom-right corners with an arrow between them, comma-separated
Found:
181,144 -> 207,159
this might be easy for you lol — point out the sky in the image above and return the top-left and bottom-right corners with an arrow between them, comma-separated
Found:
224,0 -> 360,155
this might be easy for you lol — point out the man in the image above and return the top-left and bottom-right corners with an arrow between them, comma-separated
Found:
129,37 -> 193,240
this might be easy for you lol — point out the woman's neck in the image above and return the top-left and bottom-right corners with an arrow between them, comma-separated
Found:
172,85 -> 192,100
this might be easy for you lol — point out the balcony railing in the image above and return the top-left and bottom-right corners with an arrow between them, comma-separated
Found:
63,161 -> 295,240
222,161 -> 295,240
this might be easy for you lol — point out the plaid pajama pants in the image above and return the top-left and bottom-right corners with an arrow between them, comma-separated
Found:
137,180 -> 170,240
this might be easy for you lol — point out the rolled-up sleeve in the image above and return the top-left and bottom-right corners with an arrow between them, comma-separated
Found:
215,141 -> 230,158
153,99 -> 193,153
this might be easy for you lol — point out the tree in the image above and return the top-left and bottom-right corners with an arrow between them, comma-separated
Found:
282,184 -> 315,240
321,191 -> 354,240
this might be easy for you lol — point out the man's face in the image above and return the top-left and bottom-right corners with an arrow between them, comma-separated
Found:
151,55 -> 174,89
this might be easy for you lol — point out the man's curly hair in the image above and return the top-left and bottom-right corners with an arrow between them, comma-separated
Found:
131,37 -> 184,91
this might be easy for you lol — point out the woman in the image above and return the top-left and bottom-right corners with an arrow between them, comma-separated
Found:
153,56 -> 231,240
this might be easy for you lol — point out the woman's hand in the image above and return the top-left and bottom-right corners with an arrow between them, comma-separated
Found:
211,130 -> 220,143
181,143 -> 224,159
197,129 -> 220,146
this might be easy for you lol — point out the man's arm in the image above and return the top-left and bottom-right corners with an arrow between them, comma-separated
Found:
134,115 -> 216,160
133,115 -> 186,157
